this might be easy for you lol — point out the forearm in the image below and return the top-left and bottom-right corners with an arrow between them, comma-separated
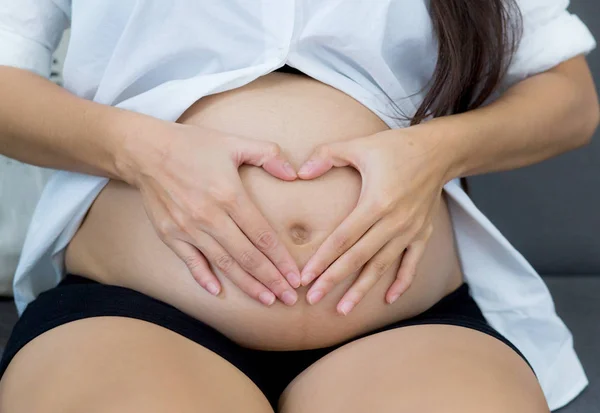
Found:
432,56 -> 600,181
0,66 -> 160,182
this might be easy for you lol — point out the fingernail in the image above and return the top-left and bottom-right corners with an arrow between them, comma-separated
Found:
307,289 -> 324,305
388,294 -> 400,304
206,282 -> 220,296
287,272 -> 301,288
259,291 -> 276,306
282,290 -> 298,306
301,272 -> 315,286
298,161 -> 316,176
338,300 -> 355,316
283,162 -> 297,177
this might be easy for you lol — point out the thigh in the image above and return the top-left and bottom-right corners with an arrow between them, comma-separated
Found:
0,317 -> 273,413
280,325 -> 549,413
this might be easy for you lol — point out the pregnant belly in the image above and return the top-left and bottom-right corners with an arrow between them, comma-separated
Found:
65,72 -> 463,350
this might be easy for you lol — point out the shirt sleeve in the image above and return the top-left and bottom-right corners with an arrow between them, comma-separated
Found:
0,0 -> 71,78
503,0 -> 596,87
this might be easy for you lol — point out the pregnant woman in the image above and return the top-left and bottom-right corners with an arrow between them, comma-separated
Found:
0,1 -> 598,412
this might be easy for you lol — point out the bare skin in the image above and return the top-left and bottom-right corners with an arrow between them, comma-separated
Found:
280,325 -> 549,413
0,317 -> 273,413
64,72 -> 463,350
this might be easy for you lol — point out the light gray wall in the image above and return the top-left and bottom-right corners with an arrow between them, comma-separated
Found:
467,1 -> 600,274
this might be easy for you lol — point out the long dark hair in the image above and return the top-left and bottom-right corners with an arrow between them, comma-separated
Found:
412,0 -> 523,125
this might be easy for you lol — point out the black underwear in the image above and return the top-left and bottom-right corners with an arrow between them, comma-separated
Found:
275,64 -> 307,76
0,275 -> 531,408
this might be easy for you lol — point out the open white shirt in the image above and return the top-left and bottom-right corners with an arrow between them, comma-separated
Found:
0,0 -> 596,409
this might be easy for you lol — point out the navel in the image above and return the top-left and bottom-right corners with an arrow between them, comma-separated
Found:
289,224 -> 311,245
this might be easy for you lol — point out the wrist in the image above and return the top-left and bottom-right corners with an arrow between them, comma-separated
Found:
109,110 -> 172,187
420,116 -> 472,183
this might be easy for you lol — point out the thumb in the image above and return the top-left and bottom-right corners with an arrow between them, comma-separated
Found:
234,138 -> 297,181
297,142 -> 357,180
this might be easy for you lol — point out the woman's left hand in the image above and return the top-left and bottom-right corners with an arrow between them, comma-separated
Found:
297,125 -> 453,315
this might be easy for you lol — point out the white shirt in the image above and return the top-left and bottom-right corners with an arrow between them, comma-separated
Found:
0,0 -> 595,409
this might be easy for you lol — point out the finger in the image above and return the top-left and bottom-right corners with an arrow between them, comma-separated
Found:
336,237 -> 405,315
168,239 -> 221,296
206,213 -> 298,306
297,142 -> 357,180
144,189 -> 221,297
386,239 -> 428,304
194,233 -> 278,307
228,192 -> 301,288
300,199 -> 380,286
306,219 -> 397,305
234,138 -> 297,181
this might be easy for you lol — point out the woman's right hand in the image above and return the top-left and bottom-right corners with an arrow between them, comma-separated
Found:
118,120 -> 301,307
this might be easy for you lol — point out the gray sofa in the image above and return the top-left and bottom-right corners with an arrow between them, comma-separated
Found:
0,1 -> 598,411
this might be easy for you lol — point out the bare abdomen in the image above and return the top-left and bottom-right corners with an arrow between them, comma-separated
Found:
65,73 -> 463,350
